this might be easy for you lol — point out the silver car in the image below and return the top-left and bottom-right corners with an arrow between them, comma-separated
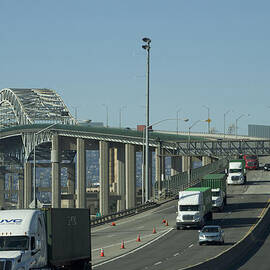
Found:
198,225 -> 224,245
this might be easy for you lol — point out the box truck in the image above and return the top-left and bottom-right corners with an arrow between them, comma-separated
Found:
0,208 -> 91,270
201,174 -> 227,211
243,155 -> 259,170
176,187 -> 212,230
227,159 -> 246,185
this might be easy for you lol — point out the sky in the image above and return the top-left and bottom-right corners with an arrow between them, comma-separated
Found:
0,0 -> 270,135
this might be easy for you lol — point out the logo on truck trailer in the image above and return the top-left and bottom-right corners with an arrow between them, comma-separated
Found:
0,219 -> 23,225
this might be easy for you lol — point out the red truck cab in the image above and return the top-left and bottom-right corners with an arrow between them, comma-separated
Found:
243,155 -> 258,170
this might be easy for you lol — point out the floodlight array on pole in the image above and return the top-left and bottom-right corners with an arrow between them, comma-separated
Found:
142,37 -> 151,202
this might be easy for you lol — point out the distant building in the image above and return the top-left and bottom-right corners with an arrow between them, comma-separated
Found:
248,124 -> 270,138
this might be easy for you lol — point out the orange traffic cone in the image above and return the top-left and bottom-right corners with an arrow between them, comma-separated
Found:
162,218 -> 166,224
111,222 -> 116,226
153,227 -> 156,234
165,220 -> 169,226
100,248 -> 104,257
121,240 -> 125,249
136,234 -> 141,242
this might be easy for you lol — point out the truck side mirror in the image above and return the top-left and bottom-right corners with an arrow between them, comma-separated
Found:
36,240 -> 41,250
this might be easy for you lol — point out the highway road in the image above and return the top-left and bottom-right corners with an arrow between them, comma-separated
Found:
92,168 -> 270,270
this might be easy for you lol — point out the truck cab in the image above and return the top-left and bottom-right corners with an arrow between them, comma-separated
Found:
211,188 -> 225,210
227,159 -> 246,185
176,188 -> 212,230
0,210 -> 47,270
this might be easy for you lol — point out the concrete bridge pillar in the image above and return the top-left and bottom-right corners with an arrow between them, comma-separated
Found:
0,172 -> 5,209
116,146 -> 125,212
202,156 -> 212,166
155,144 -> 162,199
148,151 -> 153,198
8,175 -> 12,200
76,138 -> 86,208
51,134 -> 61,208
24,162 -> 32,208
67,164 -> 75,208
99,141 -> 109,215
18,170 -> 24,209
125,144 -> 136,209
171,156 -> 182,176
182,156 -> 191,172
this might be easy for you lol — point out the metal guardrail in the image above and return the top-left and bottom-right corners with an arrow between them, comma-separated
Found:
155,158 -> 229,198
90,201 -> 158,227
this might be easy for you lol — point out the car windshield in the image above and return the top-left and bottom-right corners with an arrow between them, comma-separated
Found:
246,155 -> 257,160
202,227 -> 219,233
212,191 -> 220,197
180,205 -> 199,211
0,236 -> 29,251
265,164 -> 270,167
229,169 -> 241,173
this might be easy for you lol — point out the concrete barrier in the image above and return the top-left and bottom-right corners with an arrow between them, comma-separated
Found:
181,200 -> 270,270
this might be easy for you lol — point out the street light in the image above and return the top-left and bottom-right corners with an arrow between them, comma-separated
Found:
203,105 -> 210,133
188,120 -> 207,183
141,117 -> 189,203
235,114 -> 250,138
119,105 -> 126,128
102,104 -> 109,128
224,110 -> 230,138
176,108 -> 181,135
142,37 -> 151,202
33,123 -> 58,208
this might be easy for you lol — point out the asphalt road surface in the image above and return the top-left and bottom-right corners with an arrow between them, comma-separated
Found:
92,166 -> 270,270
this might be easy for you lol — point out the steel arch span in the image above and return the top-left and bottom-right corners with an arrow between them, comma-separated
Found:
0,88 -> 76,128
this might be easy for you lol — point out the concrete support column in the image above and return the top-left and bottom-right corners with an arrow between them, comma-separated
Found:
155,144 -> 162,199
125,144 -> 136,209
67,164 -> 75,208
171,156 -> 182,176
51,134 -> 61,208
202,156 -> 212,166
76,138 -> 86,208
182,156 -> 191,172
109,148 -> 115,191
0,172 -> 5,209
116,146 -> 125,211
148,151 -> 153,199
8,175 -> 12,200
18,171 -> 24,209
24,162 -> 32,208
99,141 -> 109,215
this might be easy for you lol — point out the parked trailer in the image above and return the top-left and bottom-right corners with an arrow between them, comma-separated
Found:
201,174 -> 227,211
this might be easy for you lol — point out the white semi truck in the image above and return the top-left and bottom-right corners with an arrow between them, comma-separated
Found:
0,208 -> 91,270
176,187 -> 212,230
227,159 -> 246,185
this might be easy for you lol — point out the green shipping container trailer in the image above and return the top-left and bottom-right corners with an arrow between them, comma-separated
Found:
44,208 -> 91,268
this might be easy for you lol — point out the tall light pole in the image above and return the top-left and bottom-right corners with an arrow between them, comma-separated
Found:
142,37 -> 151,202
203,105 -> 210,133
119,105 -> 126,128
33,123 -> 58,208
176,108 -> 181,135
235,114 -> 249,138
141,118 -> 189,203
102,104 -> 109,128
224,110 -> 230,138
188,120 -> 207,183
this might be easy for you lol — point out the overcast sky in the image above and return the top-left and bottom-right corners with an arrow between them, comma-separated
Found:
1,0 -> 269,135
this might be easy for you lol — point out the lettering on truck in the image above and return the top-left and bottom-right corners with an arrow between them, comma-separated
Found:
0,219 -> 23,225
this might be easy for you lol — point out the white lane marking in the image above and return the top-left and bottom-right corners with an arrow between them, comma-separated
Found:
174,252 -> 179,256
138,226 -> 145,229
188,244 -> 194,248
92,228 -> 174,268
154,261 -> 162,266
92,229 -> 169,251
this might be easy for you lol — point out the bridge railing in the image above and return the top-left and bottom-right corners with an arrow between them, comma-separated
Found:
90,201 -> 158,227
155,158 -> 229,199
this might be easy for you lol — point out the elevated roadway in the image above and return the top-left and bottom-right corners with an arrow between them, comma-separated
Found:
91,169 -> 270,269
